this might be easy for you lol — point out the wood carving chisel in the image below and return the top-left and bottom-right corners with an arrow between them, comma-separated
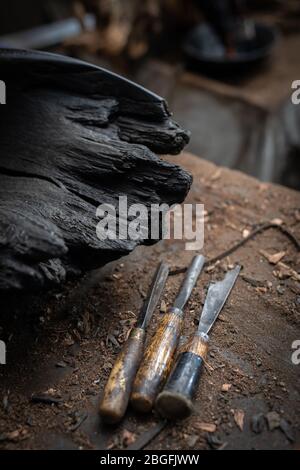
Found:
156,265 -> 241,420
130,254 -> 206,413
99,261 -> 169,423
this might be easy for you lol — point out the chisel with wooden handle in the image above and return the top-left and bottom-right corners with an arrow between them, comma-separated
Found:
130,255 -> 205,413
99,262 -> 169,423
155,265 -> 241,420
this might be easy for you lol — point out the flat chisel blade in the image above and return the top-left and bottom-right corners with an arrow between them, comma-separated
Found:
137,262 -> 169,329
198,265 -> 241,335
173,255 -> 205,311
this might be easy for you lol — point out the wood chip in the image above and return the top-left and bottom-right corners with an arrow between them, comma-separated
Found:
112,273 -> 122,280
0,428 -> 29,442
121,429 -> 136,447
221,383 -> 232,392
270,218 -> 283,226
160,300 -> 167,313
3,394 -> 9,412
258,183 -> 269,192
203,358 -> 214,373
226,221 -> 239,231
255,286 -> 267,294
194,422 -> 216,433
206,264 -> 217,273
63,335 -> 75,347
273,262 -> 300,282
218,314 -> 228,323
260,250 -> 286,265
233,409 -> 245,431
55,361 -> 67,368
211,169 -> 222,181
242,229 -> 250,238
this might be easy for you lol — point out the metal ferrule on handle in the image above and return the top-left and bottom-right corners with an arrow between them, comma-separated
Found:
155,332 -> 209,420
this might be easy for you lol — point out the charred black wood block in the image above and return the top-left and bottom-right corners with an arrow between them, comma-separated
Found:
0,49 -> 191,290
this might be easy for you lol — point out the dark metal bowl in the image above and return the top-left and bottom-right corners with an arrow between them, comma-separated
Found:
183,21 -> 279,77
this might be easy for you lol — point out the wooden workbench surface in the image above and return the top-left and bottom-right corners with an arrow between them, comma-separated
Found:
0,153 -> 299,450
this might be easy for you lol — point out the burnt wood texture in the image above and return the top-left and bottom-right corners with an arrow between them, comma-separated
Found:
0,49 -> 191,290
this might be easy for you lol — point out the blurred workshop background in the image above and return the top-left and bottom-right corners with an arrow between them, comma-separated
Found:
1,0 -> 300,189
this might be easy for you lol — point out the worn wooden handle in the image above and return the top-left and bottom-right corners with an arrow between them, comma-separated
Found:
155,333 -> 209,420
99,327 -> 145,423
130,307 -> 183,413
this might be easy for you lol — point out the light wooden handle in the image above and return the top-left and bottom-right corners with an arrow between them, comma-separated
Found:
99,327 -> 145,423
130,307 -> 183,413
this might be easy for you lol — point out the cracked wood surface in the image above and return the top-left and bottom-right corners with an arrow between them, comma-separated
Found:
0,49 -> 191,290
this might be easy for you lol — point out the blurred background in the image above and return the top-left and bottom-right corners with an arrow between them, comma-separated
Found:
1,0 -> 300,189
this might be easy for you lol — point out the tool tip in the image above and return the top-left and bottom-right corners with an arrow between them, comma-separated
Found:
156,390 -> 193,420
131,392 -> 153,414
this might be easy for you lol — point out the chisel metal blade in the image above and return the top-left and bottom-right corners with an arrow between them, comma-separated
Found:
173,255 -> 205,311
136,262 -> 169,329
198,265 -> 241,335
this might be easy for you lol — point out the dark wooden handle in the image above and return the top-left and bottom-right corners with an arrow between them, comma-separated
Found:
155,333 -> 209,420
130,307 -> 183,413
99,327 -> 145,423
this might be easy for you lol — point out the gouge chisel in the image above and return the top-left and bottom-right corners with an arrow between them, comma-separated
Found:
130,254 -> 205,413
155,265 -> 240,420
99,261 -> 169,423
